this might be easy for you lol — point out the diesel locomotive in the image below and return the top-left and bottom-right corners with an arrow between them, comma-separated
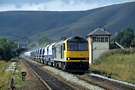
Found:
30,36 -> 89,72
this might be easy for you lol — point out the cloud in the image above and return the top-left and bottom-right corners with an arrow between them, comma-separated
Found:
0,0 -> 135,11
42,0 -> 101,11
0,0 -> 100,11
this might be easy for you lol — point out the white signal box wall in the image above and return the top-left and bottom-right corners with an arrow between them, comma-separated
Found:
87,28 -> 111,64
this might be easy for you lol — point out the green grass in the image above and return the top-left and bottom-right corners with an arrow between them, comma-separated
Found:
91,49 -> 135,84
0,60 -> 25,89
0,61 -> 11,89
15,62 -> 25,88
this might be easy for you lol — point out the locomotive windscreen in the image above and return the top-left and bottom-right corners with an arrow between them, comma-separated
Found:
68,42 -> 88,51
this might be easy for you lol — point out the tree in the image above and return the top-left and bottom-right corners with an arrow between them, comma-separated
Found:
0,38 -> 17,60
115,28 -> 135,48
131,38 -> 135,47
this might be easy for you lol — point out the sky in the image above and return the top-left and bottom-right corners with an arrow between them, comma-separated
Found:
0,0 -> 135,11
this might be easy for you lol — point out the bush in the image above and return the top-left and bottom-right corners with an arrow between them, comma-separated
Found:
0,38 -> 17,61
114,28 -> 135,48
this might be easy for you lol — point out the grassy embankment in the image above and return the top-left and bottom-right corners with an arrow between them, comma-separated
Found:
0,60 -> 25,89
91,49 -> 135,84
0,61 -> 11,89
15,61 -> 26,88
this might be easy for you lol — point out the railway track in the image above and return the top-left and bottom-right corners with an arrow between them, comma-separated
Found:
90,73 -> 135,90
23,58 -> 135,90
23,60 -> 76,90
77,73 -> 135,90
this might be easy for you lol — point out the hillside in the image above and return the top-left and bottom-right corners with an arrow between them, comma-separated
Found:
0,2 -> 135,41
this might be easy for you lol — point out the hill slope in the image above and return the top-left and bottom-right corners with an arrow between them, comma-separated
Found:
0,2 -> 135,41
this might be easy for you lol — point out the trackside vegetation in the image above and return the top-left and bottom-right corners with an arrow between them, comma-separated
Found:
0,38 -> 17,61
0,61 -> 11,89
91,49 -> 135,84
113,28 -> 135,48
0,60 -> 25,89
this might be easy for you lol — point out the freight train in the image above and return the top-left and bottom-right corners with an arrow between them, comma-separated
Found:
29,36 -> 89,72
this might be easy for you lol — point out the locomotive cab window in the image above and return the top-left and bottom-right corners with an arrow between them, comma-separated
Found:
68,42 -> 88,51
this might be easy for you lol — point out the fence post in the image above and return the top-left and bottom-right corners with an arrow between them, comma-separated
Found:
10,78 -> 16,90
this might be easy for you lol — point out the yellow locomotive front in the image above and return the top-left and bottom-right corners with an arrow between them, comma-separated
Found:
64,36 -> 89,71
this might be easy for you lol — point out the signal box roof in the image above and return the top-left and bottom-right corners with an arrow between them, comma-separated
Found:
88,28 -> 111,36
